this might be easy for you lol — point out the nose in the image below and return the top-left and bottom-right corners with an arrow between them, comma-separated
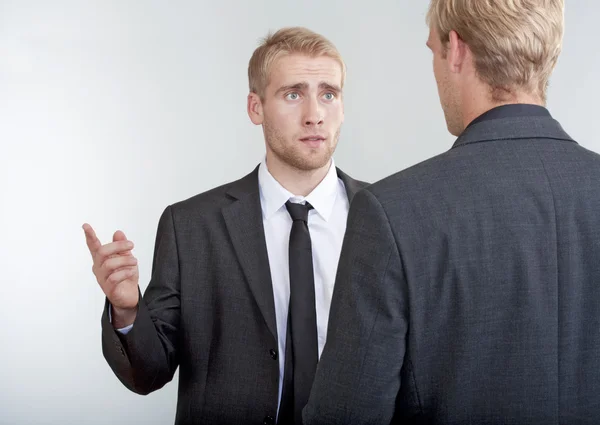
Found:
303,97 -> 323,127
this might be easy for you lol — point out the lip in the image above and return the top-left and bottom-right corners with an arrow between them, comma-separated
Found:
299,135 -> 326,142
299,135 -> 326,148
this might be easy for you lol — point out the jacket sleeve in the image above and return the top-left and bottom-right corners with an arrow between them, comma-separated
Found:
101,205 -> 181,395
303,187 -> 408,424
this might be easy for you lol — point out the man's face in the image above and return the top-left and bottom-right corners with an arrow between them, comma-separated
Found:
427,26 -> 463,136
250,54 -> 344,172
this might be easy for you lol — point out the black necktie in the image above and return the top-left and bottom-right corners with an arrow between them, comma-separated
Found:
278,201 -> 318,425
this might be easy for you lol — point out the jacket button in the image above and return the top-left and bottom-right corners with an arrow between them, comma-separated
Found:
263,416 -> 275,425
269,349 -> 278,360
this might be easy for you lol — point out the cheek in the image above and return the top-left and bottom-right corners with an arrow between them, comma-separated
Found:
433,58 -> 442,84
266,104 -> 297,124
326,103 -> 344,123
279,109 -> 301,134
434,65 -> 449,96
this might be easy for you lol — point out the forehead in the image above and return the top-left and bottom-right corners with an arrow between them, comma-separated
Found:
268,54 -> 343,87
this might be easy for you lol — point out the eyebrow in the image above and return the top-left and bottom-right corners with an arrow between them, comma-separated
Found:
320,82 -> 342,94
275,81 -> 342,95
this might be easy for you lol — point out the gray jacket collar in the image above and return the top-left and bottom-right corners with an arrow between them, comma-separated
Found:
452,115 -> 576,149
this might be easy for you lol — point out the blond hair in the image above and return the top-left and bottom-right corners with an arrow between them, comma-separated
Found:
427,0 -> 564,102
248,27 -> 346,99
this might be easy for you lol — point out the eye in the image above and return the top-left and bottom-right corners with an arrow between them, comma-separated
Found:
323,92 -> 335,100
286,92 -> 300,100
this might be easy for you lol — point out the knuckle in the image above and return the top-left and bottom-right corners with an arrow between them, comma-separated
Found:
94,252 -> 106,266
104,259 -> 115,272
107,258 -> 122,272
107,273 -> 119,285
100,264 -> 111,277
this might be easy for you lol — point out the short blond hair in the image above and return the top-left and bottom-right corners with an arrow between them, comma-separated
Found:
248,27 -> 346,99
427,0 -> 564,102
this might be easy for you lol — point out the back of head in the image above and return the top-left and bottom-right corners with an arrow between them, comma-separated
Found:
427,0 -> 564,103
247,27 -> 346,100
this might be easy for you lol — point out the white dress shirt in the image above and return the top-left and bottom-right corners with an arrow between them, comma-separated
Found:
113,158 -> 350,412
258,158 -> 349,409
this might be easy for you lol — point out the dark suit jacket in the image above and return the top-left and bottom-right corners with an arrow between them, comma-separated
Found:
304,114 -> 600,424
101,164 -> 367,425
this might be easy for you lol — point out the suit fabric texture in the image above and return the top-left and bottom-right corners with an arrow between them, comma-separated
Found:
303,112 -> 600,425
101,165 -> 367,425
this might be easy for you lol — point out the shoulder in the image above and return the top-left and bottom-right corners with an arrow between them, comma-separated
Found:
166,166 -> 260,218
363,150 -> 457,207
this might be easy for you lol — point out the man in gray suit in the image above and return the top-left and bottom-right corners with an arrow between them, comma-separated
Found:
304,1 -> 600,424
83,27 -> 366,425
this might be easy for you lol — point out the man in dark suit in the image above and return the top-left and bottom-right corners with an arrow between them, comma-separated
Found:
304,1 -> 600,424
83,27 -> 367,425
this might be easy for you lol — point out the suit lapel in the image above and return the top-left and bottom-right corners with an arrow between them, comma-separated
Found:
336,167 -> 369,204
221,164 -> 368,342
222,167 -> 277,340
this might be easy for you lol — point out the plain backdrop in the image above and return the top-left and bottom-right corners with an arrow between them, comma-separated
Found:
0,1 -> 598,424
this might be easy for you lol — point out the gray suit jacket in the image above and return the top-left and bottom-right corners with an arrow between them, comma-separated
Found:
101,164 -> 367,425
304,115 -> 600,424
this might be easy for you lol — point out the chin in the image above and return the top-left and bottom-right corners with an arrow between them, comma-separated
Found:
295,158 -> 332,172
447,125 -> 461,137
291,152 -> 333,172
443,113 -> 462,137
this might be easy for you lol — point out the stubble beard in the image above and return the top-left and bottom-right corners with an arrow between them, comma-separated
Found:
263,119 -> 341,172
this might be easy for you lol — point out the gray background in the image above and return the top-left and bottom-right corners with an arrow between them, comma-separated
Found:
0,1 -> 597,424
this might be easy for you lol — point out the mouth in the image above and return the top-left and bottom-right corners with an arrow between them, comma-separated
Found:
299,135 -> 326,147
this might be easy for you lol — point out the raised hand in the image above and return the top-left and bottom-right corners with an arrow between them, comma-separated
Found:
83,223 -> 139,327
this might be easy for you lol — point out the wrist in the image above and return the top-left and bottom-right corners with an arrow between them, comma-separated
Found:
111,305 -> 138,329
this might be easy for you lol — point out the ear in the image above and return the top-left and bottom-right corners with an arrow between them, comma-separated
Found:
447,30 -> 468,74
247,92 -> 264,125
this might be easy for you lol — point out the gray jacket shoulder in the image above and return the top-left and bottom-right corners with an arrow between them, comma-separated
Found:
166,167 -> 259,218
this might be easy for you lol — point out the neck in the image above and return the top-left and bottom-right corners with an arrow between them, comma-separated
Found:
461,87 -> 545,131
265,153 -> 331,197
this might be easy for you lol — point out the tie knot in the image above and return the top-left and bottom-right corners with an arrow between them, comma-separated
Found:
285,201 -> 313,222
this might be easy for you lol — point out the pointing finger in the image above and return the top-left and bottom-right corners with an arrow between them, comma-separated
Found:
82,223 -> 102,256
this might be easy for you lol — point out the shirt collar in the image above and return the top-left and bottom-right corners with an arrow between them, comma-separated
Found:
258,157 -> 340,222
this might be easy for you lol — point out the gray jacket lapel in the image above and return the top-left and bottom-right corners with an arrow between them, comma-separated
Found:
336,167 -> 369,203
222,166 -> 277,340
221,164 -> 368,342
